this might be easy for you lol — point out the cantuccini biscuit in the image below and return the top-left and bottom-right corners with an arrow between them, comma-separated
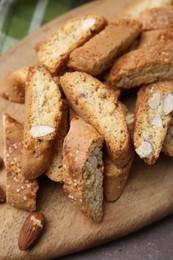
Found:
138,29 -> 173,48
0,67 -> 28,103
36,14 -> 107,75
67,19 -> 142,76
140,7 -> 173,30
103,101 -> 135,202
104,155 -> 134,202
121,0 -> 173,19
45,100 -> 69,182
135,83 -> 173,157
3,114 -> 38,211
63,117 -> 104,223
108,43 -> 173,89
134,82 -> 173,165
60,71 -> 133,168
22,65 -> 62,179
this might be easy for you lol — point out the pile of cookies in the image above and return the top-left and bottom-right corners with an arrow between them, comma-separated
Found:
0,0 -> 173,244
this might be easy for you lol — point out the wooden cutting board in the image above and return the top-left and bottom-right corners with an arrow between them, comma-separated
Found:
1,0 -> 173,259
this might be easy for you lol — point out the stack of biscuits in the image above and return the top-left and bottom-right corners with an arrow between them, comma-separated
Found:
0,0 -> 173,223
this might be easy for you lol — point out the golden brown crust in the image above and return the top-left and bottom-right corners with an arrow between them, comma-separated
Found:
138,29 -> 173,48
108,43 -> 173,89
0,67 -> 28,103
140,7 -> 173,30
134,82 -> 173,164
121,0 -> 173,19
22,65 -> 62,179
45,100 -> 69,182
36,14 -> 107,75
63,117 -> 104,223
4,114 -> 38,211
104,154 -> 134,202
60,71 -> 133,167
67,19 -> 142,76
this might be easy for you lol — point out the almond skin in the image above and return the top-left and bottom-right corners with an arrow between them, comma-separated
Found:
0,186 -> 6,203
18,212 -> 45,250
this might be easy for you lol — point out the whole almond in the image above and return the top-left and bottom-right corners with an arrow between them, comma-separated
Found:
0,186 -> 6,203
18,212 -> 45,250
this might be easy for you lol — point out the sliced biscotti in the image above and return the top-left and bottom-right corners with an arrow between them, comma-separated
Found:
108,43 -> 173,90
138,29 -> 173,48
60,72 -> 132,167
45,100 -> 68,182
121,0 -> 172,19
0,67 -> 28,103
140,7 -> 173,30
134,81 -> 173,165
22,65 -> 62,179
3,114 -> 38,211
63,117 -> 104,223
36,15 -> 107,75
67,19 -> 142,76
104,155 -> 134,202
162,118 -> 173,156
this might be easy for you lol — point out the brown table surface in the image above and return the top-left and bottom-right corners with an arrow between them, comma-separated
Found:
61,214 -> 173,259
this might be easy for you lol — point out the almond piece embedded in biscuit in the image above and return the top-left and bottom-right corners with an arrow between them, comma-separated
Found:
148,93 -> 161,109
82,18 -> 96,30
151,114 -> 163,127
30,125 -> 56,138
163,93 -> 173,115
136,141 -> 153,158
125,113 -> 135,125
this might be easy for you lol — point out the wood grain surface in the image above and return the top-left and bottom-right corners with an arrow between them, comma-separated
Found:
1,0 -> 173,259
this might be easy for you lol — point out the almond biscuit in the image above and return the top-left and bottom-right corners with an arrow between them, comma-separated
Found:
36,15 -> 107,75
3,114 -> 38,211
108,43 -> 173,89
63,117 -> 104,223
138,29 -> 173,48
22,65 -> 62,179
104,155 -> 134,202
60,71 -> 133,167
0,67 -> 28,103
67,19 -> 142,76
134,82 -> 173,164
121,0 -> 173,19
140,7 -> 173,30
45,100 -> 69,182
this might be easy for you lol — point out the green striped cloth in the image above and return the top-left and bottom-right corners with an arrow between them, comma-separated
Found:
0,0 -> 91,55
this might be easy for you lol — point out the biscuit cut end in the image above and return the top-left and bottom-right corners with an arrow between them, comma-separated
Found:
0,67 -> 28,103
22,65 -> 62,179
3,114 -> 38,211
63,117 -> 104,223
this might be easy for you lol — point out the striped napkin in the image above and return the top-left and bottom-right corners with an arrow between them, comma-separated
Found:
0,0 -> 91,55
